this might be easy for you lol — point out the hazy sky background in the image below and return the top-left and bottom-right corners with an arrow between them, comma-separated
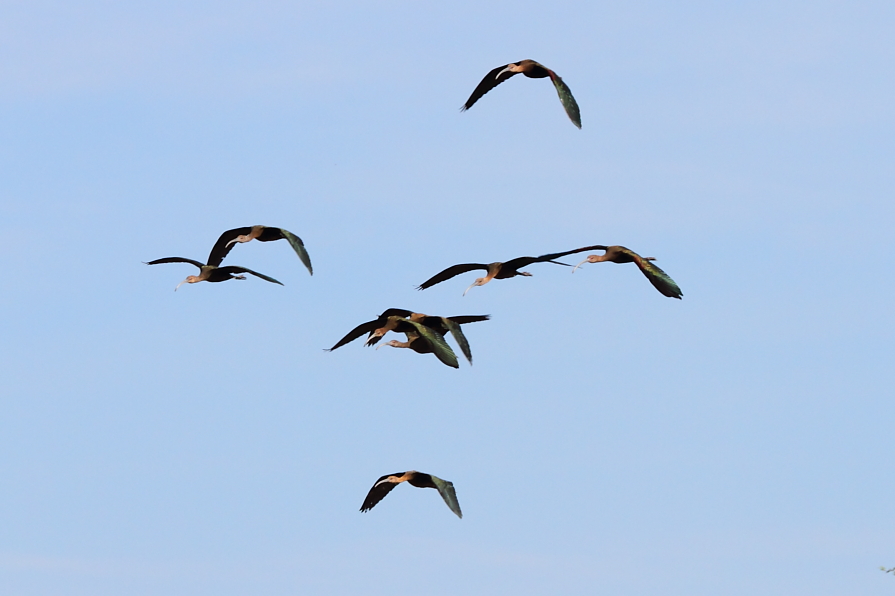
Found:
1,1 -> 893,594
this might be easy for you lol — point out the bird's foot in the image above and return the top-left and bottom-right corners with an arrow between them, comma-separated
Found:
234,275 -> 246,280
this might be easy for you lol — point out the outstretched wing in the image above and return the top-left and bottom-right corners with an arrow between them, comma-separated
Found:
417,263 -> 489,290
327,319 -> 383,351
207,227 -> 253,267
461,63 -> 519,111
430,475 -> 463,519
446,314 -> 490,325
360,474 -> 403,512
399,319 -> 459,369
548,72 -> 581,129
534,245 -> 608,264
441,318 -> 473,365
145,257 -> 205,269
631,255 -> 683,299
218,266 -> 284,286
276,228 -> 314,276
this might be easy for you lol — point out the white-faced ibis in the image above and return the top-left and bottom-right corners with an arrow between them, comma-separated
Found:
360,471 -> 462,518
462,59 -> 581,128
572,245 -> 683,299
144,257 -> 283,290
209,225 -> 313,275
375,318 -> 460,368
327,309 -> 489,364
417,245 -> 605,295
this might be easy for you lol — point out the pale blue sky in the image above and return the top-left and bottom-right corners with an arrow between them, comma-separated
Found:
1,1 -> 893,594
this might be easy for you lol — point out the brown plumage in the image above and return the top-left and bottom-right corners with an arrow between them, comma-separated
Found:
360,471 -> 462,518
417,244 -> 606,295
144,257 -> 283,291
462,59 -> 581,128
208,225 -> 313,275
572,245 -> 683,299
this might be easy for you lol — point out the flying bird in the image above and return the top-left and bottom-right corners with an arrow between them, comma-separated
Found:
462,59 -> 581,128
417,244 -> 605,295
208,225 -> 313,275
144,257 -> 282,290
327,309 -> 489,364
375,318 -> 460,368
360,471 -> 462,518
572,245 -> 683,299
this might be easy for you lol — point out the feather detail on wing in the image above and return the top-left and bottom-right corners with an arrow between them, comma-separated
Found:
219,266 -> 284,286
360,474 -> 402,512
442,318 -> 473,365
549,73 -> 581,128
634,257 -> 683,299
207,227 -> 252,267
430,475 -> 463,519
461,64 -> 519,111
417,263 -> 489,290
278,229 -> 313,275
145,257 -> 206,269
399,319 -> 459,368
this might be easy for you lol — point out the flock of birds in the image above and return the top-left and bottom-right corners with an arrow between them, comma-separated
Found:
146,60 -> 683,518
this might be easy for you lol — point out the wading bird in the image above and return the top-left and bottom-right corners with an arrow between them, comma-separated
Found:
360,471 -> 462,518
327,309 -> 489,364
144,257 -> 283,290
375,318 -> 459,368
417,245 -> 605,295
572,245 -> 683,299
208,225 -> 313,275
462,59 -> 581,128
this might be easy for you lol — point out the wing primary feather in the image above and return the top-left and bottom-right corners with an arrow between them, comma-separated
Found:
145,257 -> 205,269
279,228 -> 314,275
417,263 -> 489,290
430,475 -> 463,519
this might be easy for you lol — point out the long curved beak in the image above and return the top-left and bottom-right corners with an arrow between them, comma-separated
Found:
225,238 -> 239,247
174,279 -> 188,291
571,259 -> 589,274
462,282 -> 477,296
496,65 -> 514,79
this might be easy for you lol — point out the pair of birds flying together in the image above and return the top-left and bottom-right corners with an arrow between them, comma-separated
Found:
328,308 -> 491,369
417,244 -> 683,299
145,225 -> 312,290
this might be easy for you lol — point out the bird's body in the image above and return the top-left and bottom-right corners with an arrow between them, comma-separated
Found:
209,225 -> 313,275
462,59 -> 581,128
375,318 -> 460,368
417,245 -> 605,294
572,245 -> 683,299
360,470 -> 462,518
145,257 -> 283,290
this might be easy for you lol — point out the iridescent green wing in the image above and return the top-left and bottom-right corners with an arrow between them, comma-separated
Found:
622,249 -> 682,299
441,317 -> 473,365
399,318 -> 459,369
549,73 -> 581,129
430,475 -> 462,519
280,229 -> 313,276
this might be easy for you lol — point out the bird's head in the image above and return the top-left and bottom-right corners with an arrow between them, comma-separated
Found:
225,234 -> 252,247
496,63 -> 521,78
463,277 -> 487,296
174,275 -> 200,291
572,255 -> 601,273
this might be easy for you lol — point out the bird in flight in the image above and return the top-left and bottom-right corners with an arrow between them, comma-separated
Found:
462,59 -> 581,128
144,256 -> 282,291
572,245 -> 683,299
360,471 -> 462,518
417,244 -> 605,295
209,225 -> 313,275
327,309 -> 489,364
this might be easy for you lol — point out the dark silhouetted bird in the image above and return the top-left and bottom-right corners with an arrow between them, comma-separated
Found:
360,471 -> 462,518
462,59 -> 581,128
